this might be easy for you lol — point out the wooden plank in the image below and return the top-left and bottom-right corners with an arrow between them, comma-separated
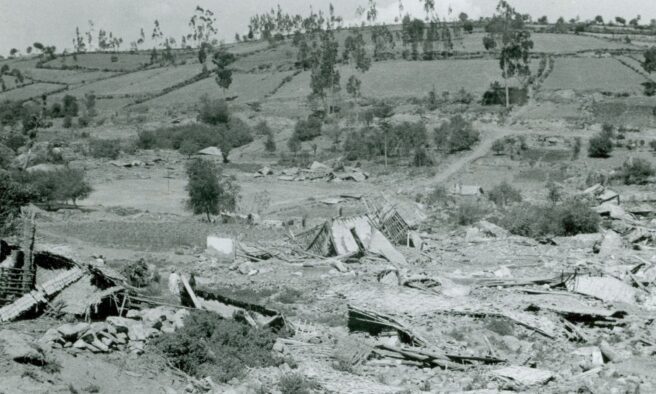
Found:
180,275 -> 201,309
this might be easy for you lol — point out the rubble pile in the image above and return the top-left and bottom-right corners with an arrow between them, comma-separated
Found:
39,307 -> 189,354
255,161 -> 369,183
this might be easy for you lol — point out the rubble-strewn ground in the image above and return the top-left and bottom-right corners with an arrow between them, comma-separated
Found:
2,19 -> 656,394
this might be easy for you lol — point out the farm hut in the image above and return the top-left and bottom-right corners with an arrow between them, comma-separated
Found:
450,184 -> 484,197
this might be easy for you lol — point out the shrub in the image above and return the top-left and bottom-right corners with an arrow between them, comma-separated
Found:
423,185 -> 449,207
89,139 -> 121,159
649,140 -> 656,152
588,132 -> 613,158
198,95 -> 229,125
49,102 -> 63,118
63,115 -> 73,129
620,158 -> 655,185
278,373 -> 319,394
4,133 -> 26,151
435,115 -> 480,153
77,115 -> 90,128
452,201 -> 489,226
287,135 -> 301,154
572,137 -> 581,160
412,146 -> 432,167
492,139 -> 506,155
62,95 -> 79,117
121,258 -> 160,290
293,116 -> 322,142
0,175 -> 37,234
179,140 -> 200,158
546,181 -> 562,204
487,182 -> 522,207
152,311 -> 281,383
497,199 -> 599,238
264,132 -> 276,153
255,120 -> 272,136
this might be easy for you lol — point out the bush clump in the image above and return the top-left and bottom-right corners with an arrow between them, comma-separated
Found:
152,311 -> 282,383
452,201 -> 489,226
137,121 -> 252,163
497,199 -> 599,238
619,158 -> 654,185
434,115 -> 480,153
198,96 -> 229,126
292,116 -> 322,142
487,182 -> 523,207
588,130 -> 613,158
89,139 -> 121,159
278,373 -> 320,394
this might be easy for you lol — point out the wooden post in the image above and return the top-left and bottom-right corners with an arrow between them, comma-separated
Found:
20,209 -> 36,293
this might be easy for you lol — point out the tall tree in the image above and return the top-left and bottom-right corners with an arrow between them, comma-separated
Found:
188,6 -> 218,47
185,159 -> 238,221
213,47 -> 236,93
484,1 -> 534,108
310,29 -> 340,114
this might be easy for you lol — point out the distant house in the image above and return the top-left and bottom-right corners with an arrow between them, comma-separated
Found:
450,184 -> 484,197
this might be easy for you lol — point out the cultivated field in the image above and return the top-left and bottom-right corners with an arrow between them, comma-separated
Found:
542,57 -> 648,91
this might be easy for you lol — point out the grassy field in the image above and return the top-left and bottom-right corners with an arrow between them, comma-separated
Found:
42,52 -> 152,71
147,70 -> 297,108
0,82 -> 64,101
542,57 -> 647,92
24,68 -> 118,85
272,59 -> 534,100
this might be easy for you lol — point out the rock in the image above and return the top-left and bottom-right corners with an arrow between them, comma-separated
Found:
273,341 -> 285,353
173,309 -> 189,329
330,259 -> 349,273
57,322 -> 90,340
39,328 -> 63,344
238,262 -> 254,275
0,330 -> 46,365
492,366 -> 554,386
501,336 -> 522,353
476,220 -> 509,238
107,316 -> 134,333
494,266 -> 512,278
573,346 -> 604,366
127,323 -> 148,341
126,310 -> 141,319
596,230 -> 624,259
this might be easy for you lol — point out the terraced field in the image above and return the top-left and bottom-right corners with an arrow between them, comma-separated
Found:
146,70 -> 297,108
42,52 -> 152,71
0,82 -> 64,101
48,64 -> 201,100
23,68 -> 118,85
542,57 -> 648,92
